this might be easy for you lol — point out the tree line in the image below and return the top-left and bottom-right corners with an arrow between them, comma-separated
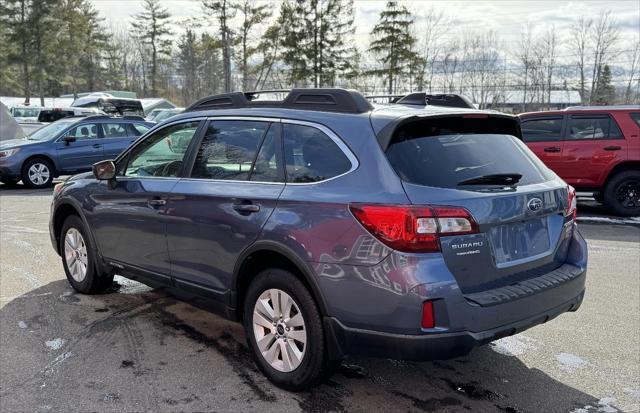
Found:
1,0 -> 638,109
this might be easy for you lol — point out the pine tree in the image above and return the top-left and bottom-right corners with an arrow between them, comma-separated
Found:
202,0 -> 235,92
233,0 -> 271,91
131,0 -> 173,96
368,1 -> 419,94
592,64 -> 616,105
177,29 -> 203,104
280,0 -> 355,87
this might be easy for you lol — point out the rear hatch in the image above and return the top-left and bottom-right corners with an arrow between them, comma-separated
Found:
384,114 -> 574,294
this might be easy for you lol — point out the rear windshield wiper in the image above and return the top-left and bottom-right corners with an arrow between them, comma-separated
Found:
457,173 -> 523,186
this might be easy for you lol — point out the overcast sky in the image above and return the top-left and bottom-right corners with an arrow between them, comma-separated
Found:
91,0 -> 639,61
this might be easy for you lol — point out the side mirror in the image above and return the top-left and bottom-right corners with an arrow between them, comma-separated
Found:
92,160 -> 116,181
62,136 -> 77,146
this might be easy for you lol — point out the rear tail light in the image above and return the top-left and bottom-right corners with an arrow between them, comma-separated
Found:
421,301 -> 435,328
349,204 -> 479,253
566,185 -> 577,221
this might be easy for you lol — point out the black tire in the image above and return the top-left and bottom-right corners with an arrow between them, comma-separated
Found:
243,269 -> 331,391
60,215 -> 114,294
21,157 -> 54,188
603,171 -> 640,217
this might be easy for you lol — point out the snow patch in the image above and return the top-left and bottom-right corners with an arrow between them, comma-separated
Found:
490,335 -> 537,356
18,321 -> 27,329
623,387 -> 640,400
577,216 -> 640,225
570,398 -> 619,413
45,338 -> 65,351
556,352 -> 588,371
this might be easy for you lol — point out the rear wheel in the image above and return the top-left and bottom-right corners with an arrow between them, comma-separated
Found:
60,215 -> 113,294
604,171 -> 640,217
21,158 -> 54,188
243,269 -> 331,391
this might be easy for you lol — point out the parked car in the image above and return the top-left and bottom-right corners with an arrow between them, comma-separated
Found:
519,106 -> 639,216
72,93 -> 145,117
9,105 -> 44,121
0,115 -> 153,188
148,107 -> 184,123
49,89 -> 587,390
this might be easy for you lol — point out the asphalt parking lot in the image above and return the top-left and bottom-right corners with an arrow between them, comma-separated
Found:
1,184 -> 638,413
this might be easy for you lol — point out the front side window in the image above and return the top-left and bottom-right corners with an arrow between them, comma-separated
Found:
566,116 -> 620,140
122,121 -> 200,178
66,123 -> 98,140
190,120 -> 269,180
520,117 -> 563,142
101,123 -> 129,138
283,124 -> 352,183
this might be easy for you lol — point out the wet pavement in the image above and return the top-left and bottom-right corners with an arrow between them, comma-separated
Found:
1,185 -> 639,412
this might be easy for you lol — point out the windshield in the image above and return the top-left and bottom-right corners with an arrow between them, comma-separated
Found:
13,108 -> 41,118
27,120 -> 75,141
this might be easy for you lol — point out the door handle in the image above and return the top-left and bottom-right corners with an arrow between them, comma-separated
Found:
603,145 -> 621,151
93,144 -> 102,149
148,198 -> 167,207
543,146 -> 561,153
232,203 -> 260,213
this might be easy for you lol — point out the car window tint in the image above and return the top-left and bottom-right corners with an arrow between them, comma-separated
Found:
609,118 -> 623,138
631,112 -> 640,128
283,124 -> 351,183
191,120 -> 269,180
122,121 -> 200,178
132,123 -> 150,135
66,123 -> 98,140
249,124 -> 281,182
520,118 -> 563,142
567,116 -> 616,140
101,123 -> 129,138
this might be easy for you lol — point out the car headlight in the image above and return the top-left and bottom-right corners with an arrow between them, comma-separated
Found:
0,148 -> 19,158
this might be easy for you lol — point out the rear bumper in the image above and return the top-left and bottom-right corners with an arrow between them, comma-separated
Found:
325,286 -> 585,361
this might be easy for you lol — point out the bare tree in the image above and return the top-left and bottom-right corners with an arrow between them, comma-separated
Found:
202,0 -> 235,92
415,7 -> 447,92
589,11 -> 619,104
624,39 -> 640,104
569,16 -> 592,103
541,25 -> 558,109
515,22 -> 535,112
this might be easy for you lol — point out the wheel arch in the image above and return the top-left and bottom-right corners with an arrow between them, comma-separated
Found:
604,161 -> 640,187
231,241 -> 329,323
22,154 -> 58,176
51,199 -> 97,257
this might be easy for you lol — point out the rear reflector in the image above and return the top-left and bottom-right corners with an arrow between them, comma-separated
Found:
349,204 -> 479,253
421,301 -> 435,328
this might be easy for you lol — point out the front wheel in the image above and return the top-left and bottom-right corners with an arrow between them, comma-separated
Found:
603,171 -> 640,217
243,269 -> 331,391
21,158 -> 54,188
60,215 -> 113,294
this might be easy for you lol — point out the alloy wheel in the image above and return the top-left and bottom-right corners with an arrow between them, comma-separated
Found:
64,228 -> 88,282
615,179 -> 640,209
28,163 -> 50,186
252,288 -> 307,372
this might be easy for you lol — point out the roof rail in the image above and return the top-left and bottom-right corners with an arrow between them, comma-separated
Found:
366,92 -> 475,109
564,105 -> 639,111
185,88 -> 373,114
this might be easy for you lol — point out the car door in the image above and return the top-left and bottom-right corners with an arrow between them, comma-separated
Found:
55,122 -> 104,172
520,116 -> 565,174
100,122 -> 139,159
89,120 -> 204,278
558,114 -> 628,187
165,118 -> 285,300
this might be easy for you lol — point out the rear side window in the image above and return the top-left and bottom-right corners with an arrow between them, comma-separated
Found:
566,116 -> 622,140
283,124 -> 352,183
630,112 -> 640,127
191,120 -> 269,181
521,117 -> 563,142
386,118 -> 554,189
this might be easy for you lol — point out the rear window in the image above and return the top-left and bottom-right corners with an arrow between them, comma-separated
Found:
386,117 -> 554,189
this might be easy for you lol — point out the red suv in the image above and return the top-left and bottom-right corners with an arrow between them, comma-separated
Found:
519,107 -> 640,216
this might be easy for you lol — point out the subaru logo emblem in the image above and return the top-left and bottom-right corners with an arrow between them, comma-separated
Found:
527,197 -> 543,212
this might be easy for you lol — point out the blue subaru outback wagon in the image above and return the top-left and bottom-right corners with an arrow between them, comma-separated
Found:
0,115 -> 152,188
49,89 -> 587,390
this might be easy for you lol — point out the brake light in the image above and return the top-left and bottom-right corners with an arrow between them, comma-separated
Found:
349,204 -> 479,253
566,185 -> 577,220
421,301 -> 435,328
